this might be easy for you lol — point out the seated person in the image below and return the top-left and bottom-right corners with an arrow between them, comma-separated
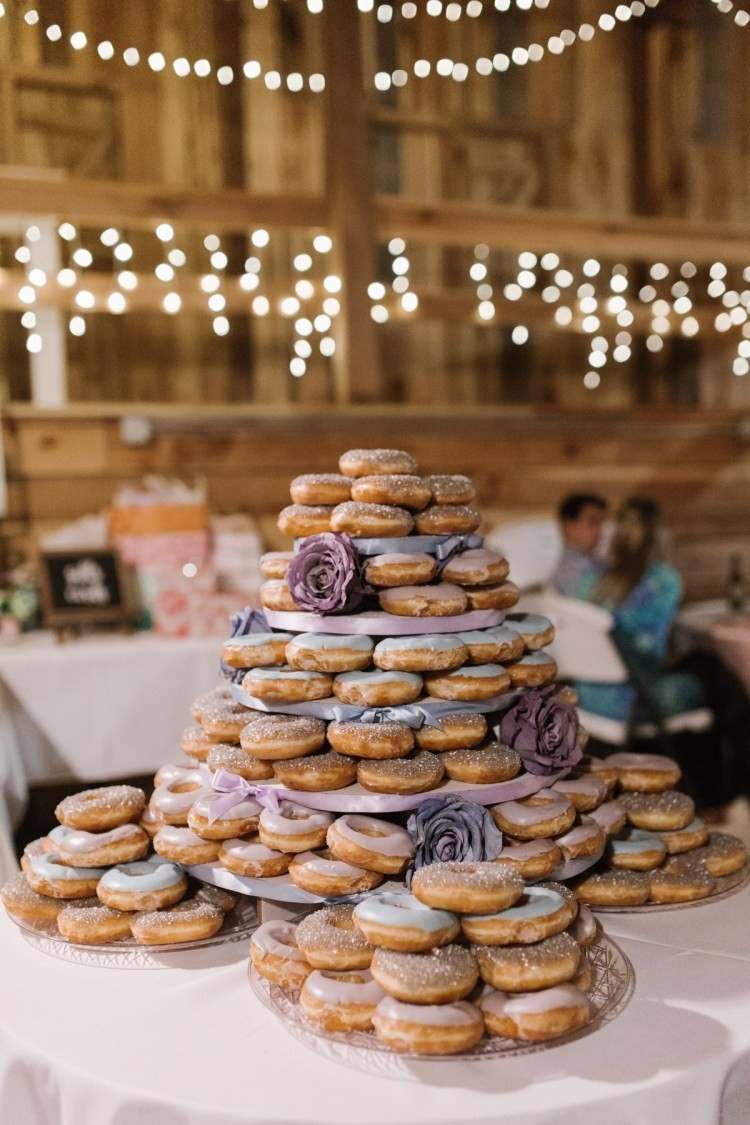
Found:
552,493 -> 607,596
572,498 -> 704,723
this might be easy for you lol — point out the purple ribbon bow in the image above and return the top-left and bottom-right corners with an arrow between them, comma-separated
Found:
206,768 -> 280,824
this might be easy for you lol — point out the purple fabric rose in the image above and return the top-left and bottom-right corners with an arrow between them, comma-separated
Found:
499,688 -> 582,776
287,532 -> 365,615
405,794 -> 503,885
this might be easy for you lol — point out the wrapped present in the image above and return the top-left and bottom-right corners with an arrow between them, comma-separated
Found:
153,587 -> 242,638
108,477 -> 209,540
211,513 -> 263,597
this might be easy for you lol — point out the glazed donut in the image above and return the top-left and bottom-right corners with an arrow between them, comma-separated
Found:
460,884 -> 577,946
290,473 -> 352,506
357,751 -> 445,795
300,969 -> 385,1031
411,861 -> 524,915
364,553 -> 437,588
481,983 -> 590,1041
551,776 -> 608,813
25,854 -> 104,900
555,819 -> 605,862
350,474 -> 431,511
652,818 -> 708,855
57,899 -> 133,945
218,836 -> 292,878
187,794 -> 262,841
327,720 -> 414,760
608,827 -> 666,871
1,872 -> 64,926
56,824 -> 149,868
415,712 -> 487,752
288,850 -> 383,896
258,801 -> 333,853
97,860 -> 188,912
339,448 -> 418,478
464,582 -> 520,612
491,793 -> 576,840
130,898 -> 224,945
574,869 -> 650,907
273,751 -> 357,792
259,551 -> 294,579
198,699 -> 252,742
506,613 -> 556,651
621,790 -> 695,831
286,633 -> 374,674
425,473 -> 476,505
250,920 -> 312,988
277,504 -> 332,538
475,931 -> 581,992
506,651 -> 557,687
690,832 -> 748,876
588,799 -> 627,836
297,904 -> 374,969
140,804 -> 164,838
372,996 -> 484,1055
371,944 -> 479,1005
195,884 -> 238,914
206,743 -> 274,780
153,826 -> 221,865
332,669 -> 422,707
259,580 -> 299,613
353,892 -> 460,952
191,684 -> 232,723
568,903 -> 600,947
441,742 -> 521,784
55,785 -> 145,832
605,751 -> 682,793
326,814 -> 413,874
442,550 -> 510,587
241,715 -> 326,760
455,626 -> 524,665
415,506 -> 481,535
330,501 -> 414,538
373,634 -> 468,673
242,667 -> 333,703
222,632 -> 293,669
380,584 -> 470,619
424,663 -> 511,701
180,726 -> 216,761
494,839 -> 563,881
649,867 -> 715,904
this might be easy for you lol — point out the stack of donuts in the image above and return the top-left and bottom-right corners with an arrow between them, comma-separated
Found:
1,783 -> 239,945
571,752 -> 748,907
250,865 -> 601,1055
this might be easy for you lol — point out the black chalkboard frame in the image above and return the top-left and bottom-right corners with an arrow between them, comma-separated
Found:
38,548 -> 129,630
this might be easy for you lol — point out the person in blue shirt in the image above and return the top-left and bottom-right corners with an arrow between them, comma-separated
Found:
552,493 -> 608,597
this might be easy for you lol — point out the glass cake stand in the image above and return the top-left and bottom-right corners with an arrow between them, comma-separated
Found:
592,863 -> 750,913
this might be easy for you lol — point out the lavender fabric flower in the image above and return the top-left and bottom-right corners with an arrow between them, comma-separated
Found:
287,532 -> 365,615
499,688 -> 582,776
406,794 -> 503,884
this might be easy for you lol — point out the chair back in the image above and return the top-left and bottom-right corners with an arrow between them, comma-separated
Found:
485,518 -> 562,591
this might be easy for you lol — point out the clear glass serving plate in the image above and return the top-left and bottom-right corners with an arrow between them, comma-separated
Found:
592,863 -> 750,913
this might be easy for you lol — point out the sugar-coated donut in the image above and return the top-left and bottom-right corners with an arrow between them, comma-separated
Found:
454,626 -> 522,665
371,944 -> 479,1004
568,903 -> 600,947
425,474 -> 476,505
56,899 -> 133,945
652,818 -> 708,855
193,885 -> 236,914
364,553 -> 437,588
187,794 -> 262,841
219,835 -> 292,877
97,860 -> 188,912
191,684 -> 232,723
494,839 -> 563,881
289,850 -> 383,896
353,891 -> 460,952
351,474 -> 432,511
464,582 -> 520,611
55,785 -> 146,832
442,742 -> 521,784
297,904 -> 374,969
357,751 -> 445,795
574,869 -> 650,907
327,720 -> 414,760
198,699 -> 252,742
608,828 -> 667,871
286,632 -> 374,673
415,506 -> 481,535
333,669 -> 422,707
259,551 -> 294,579
605,751 -> 682,792
130,898 -> 224,945
588,799 -> 627,836
274,751 -> 357,792
415,712 -> 487,751
26,854 -> 105,900
460,884 -> 577,946
222,632 -> 293,669
492,793 -> 576,840
1,872 -> 64,926
259,580 -> 299,613
442,549 -> 510,587
506,650 -> 557,687
551,776 -> 608,813
258,801 -> 333,853
379,583 -> 468,618
474,931 -> 581,992
277,504 -> 332,537
411,862 -> 524,915
554,818 -> 605,862
180,726 -> 217,761
242,666 -> 333,703
251,920 -> 312,988
300,968 -> 386,1031
153,826 -> 221,865
689,832 -> 748,876
506,613 -> 556,651
330,500 -> 414,538
373,996 -> 484,1055
241,714 -> 326,760
206,743 -> 274,780
326,814 -> 414,874
621,790 -> 695,831
481,983 -> 590,1041
56,824 -> 149,868
339,448 -> 418,478
373,634 -> 468,673
424,663 -> 511,701
649,867 -> 715,904
290,473 -> 352,506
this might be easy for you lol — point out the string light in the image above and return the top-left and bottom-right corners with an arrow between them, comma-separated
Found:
708,0 -> 750,27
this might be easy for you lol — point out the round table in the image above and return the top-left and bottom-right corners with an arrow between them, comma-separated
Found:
2,887 -> 750,1125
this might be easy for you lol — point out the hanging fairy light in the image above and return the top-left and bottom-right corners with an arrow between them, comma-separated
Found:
707,0 -> 750,28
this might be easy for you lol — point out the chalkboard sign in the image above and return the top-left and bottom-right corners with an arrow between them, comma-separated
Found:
39,549 -> 128,629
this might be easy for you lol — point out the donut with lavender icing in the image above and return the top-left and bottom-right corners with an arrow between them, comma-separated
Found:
332,669 -> 423,707
379,583 -> 468,618
574,869 -> 650,907
97,860 -> 188,912
218,835 -> 292,877
353,892 -> 460,952
55,785 -> 146,832
425,473 -> 476,505
300,969 -> 386,1031
297,904 -> 374,969
56,898 -> 133,945
259,551 -> 294,579
505,650 -> 558,688
461,882 -> 577,947
286,632 -> 374,674
350,474 -> 432,511
179,725 -> 216,761
339,448 -> 418,478
290,473 -> 352,506
474,931 -> 581,992
206,743 -> 274,781
415,505 -> 481,536
491,793 -> 576,841
373,634 -> 469,673
326,814 -> 414,874
327,720 -> 415,760
56,824 -> 149,868
424,663 -> 511,702
288,850 -> 383,896
222,632 -> 294,669
258,801 -> 333,853
555,818 -> 606,862
442,741 -> 521,785
414,712 -> 488,752
605,751 -> 682,792
240,715 -> 326,761
273,750 -> 357,792
364,553 -> 437,588
26,854 -> 106,900
1,872 -> 64,925
242,666 -> 333,704
494,839 -> 563,881
411,861 -> 524,915
153,826 -> 221,865
506,613 -> 556,651
277,504 -> 332,538
480,982 -> 591,1041
187,794 -> 262,841
456,626 -> 524,665
621,790 -> 695,832
372,996 -> 484,1055
251,919 -> 312,988
356,750 -> 445,796
330,501 -> 414,538
551,776 -> 608,813
464,581 -> 520,612
259,579 -> 299,613
442,549 -> 510,587
587,799 -> 627,837
370,944 -> 478,1005
608,828 -> 667,871
130,897 -> 224,945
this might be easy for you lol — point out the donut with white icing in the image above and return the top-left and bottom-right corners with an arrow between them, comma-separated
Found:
491,793 -> 576,841
290,473 -> 352,506
277,504 -> 332,538
326,814 -> 413,874
364,553 -> 437,588
415,712 -> 488,752
288,850 -> 383,896
296,904 -> 374,969
151,772 -> 209,827
259,551 -> 294,579
250,919 -> 312,988
242,666 -> 333,704
424,662 -> 511,701
505,650 -> 557,687
608,828 -> 667,871
273,750 -> 357,792
370,944 -> 479,1005
506,613 -> 556,651
356,750 -> 445,795
442,549 -> 510,587
481,982 -> 590,1041
96,860 -> 188,912
379,583 -> 468,618
153,826 -> 221,865
460,883 -> 577,946
350,474 -> 432,511
353,892 -> 460,952
300,968 -> 386,1031
330,501 -> 413,538
222,632 -> 293,669
187,794 -> 262,841
339,448 -> 418,478
258,801 -> 333,853
218,835 -> 292,877
372,996 -> 484,1055
286,632 -> 374,674
327,720 -> 415,760
240,715 -> 326,760
373,634 -> 468,673
25,854 -> 103,900
332,669 -> 423,707
475,931 -> 581,992
494,839 -> 563,881
415,505 -> 481,535
56,824 -> 149,868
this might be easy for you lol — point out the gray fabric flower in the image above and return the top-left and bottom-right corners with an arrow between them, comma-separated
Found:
406,794 -> 503,885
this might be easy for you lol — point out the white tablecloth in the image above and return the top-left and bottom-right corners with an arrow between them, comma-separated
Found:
1,887 -> 749,1125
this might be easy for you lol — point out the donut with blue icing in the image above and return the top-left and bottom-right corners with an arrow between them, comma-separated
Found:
424,662 -> 511,701
286,632 -> 374,674
460,882 -> 578,945
372,633 -> 469,673
25,853 -> 104,900
506,613 -> 555,650
222,632 -> 294,669
332,669 -> 423,707
506,649 -> 558,687
607,827 -> 667,871
456,625 -> 524,665
242,665 -> 333,703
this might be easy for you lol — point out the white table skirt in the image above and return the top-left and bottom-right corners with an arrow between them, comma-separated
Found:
1,887 -> 750,1125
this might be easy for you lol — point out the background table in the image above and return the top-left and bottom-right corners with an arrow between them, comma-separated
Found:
1,886 -> 749,1125
676,600 -> 750,695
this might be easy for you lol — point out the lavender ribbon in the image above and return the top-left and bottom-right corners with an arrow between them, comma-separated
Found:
310,533 -> 484,559
220,608 -> 271,680
206,768 -> 280,824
